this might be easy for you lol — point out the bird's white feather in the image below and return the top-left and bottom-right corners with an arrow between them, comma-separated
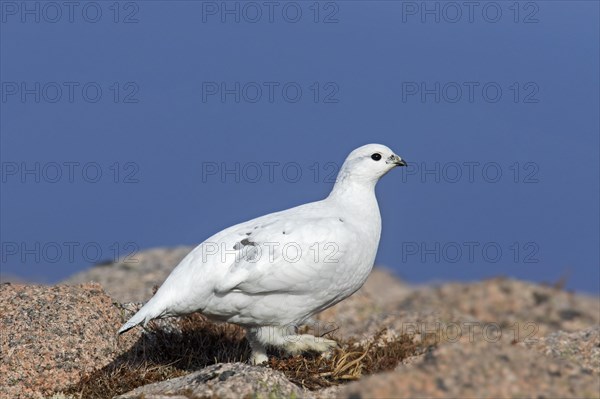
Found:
119,143 -> 403,333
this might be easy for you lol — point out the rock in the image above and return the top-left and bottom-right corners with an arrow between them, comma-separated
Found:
116,363 -> 312,399
356,309 -> 484,345
8,246 -> 599,398
315,268 -> 413,338
335,340 -> 600,398
317,276 -> 599,345
522,326 -> 600,374
0,283 -> 137,399
0,273 -> 34,284
63,246 -> 193,303
395,277 -> 600,338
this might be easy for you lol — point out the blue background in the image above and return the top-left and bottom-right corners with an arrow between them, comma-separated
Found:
1,1 -> 598,293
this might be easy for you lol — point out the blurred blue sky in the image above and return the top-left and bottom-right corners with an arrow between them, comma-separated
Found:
1,1 -> 598,293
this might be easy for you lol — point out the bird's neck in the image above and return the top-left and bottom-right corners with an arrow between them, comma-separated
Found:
327,178 -> 380,215
327,178 -> 382,247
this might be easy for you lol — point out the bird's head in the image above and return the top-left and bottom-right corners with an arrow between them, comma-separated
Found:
337,143 -> 407,184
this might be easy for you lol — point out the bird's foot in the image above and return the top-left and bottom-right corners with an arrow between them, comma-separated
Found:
246,327 -> 270,365
282,334 -> 338,356
249,351 -> 269,365
246,327 -> 338,364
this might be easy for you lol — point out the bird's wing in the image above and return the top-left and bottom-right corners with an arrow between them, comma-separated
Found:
213,214 -> 355,296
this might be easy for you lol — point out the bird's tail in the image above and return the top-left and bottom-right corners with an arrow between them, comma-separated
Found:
118,311 -> 146,334
118,298 -> 164,334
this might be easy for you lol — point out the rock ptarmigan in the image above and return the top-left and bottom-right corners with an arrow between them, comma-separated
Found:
118,143 -> 407,364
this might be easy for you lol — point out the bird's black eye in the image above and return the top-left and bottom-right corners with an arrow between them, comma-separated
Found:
371,153 -> 382,161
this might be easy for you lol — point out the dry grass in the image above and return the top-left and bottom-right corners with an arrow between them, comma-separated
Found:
65,313 -> 249,399
64,315 -> 431,398
268,329 -> 425,390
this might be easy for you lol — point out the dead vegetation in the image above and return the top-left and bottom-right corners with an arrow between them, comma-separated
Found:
268,329 -> 427,390
65,313 -> 249,399
64,314 -> 432,398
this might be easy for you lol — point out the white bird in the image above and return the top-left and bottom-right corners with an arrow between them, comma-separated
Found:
118,143 -> 407,364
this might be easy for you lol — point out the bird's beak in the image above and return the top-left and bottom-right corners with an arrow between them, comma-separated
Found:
387,154 -> 407,167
